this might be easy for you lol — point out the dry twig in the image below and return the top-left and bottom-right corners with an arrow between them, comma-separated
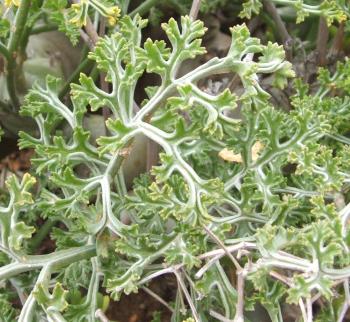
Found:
174,270 -> 201,322
263,0 -> 293,60
316,17 -> 329,66
142,286 -> 175,313
190,0 -> 202,20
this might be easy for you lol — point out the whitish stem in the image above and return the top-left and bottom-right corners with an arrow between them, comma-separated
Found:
18,264 -> 52,322
189,0 -> 201,20
174,270 -> 201,322
95,309 -> 110,322
203,225 -> 242,270
233,270 -> 245,322
338,280 -> 350,322
299,299 -> 308,322
306,298 -> 313,322
210,310 -> 234,322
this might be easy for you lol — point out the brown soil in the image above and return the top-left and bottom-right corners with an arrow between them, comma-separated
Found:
106,276 -> 176,322
0,147 -> 33,172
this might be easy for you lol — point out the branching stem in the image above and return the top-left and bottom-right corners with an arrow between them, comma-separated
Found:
129,0 -> 158,18
174,270 -> 201,322
6,0 -> 32,109
0,246 -> 95,281
203,225 -> 242,270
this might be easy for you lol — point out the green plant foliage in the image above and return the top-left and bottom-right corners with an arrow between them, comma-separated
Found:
0,5 -> 350,322
240,0 -> 348,25
43,0 -> 121,44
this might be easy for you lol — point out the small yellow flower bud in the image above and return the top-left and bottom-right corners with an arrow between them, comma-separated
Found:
5,0 -> 20,7
106,6 -> 121,26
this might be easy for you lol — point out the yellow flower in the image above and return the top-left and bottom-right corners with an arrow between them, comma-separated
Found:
5,0 -> 20,7
106,6 -> 121,26
70,0 -> 89,27
69,1 -> 120,27
338,13 -> 347,23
